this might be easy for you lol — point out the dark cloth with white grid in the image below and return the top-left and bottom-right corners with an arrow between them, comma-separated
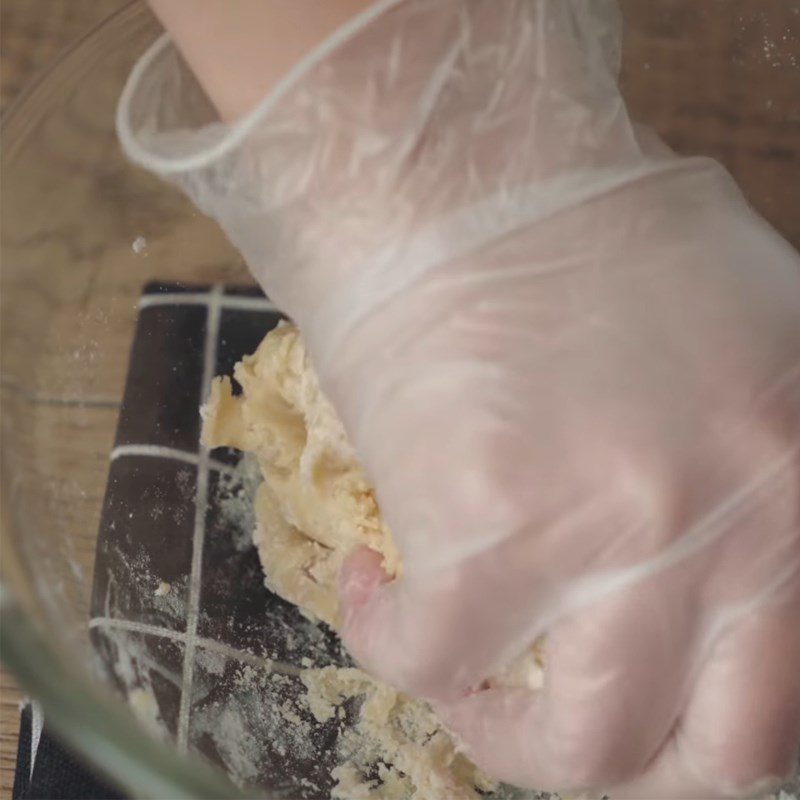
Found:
84,282 -> 353,797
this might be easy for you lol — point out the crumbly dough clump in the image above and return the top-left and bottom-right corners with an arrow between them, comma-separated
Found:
202,323 -> 400,628
201,323 -> 543,798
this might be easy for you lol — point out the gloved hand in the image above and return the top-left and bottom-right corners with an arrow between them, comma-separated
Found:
118,1 -> 800,796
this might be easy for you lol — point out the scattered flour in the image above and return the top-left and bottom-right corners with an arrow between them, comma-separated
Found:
211,453 -> 262,552
199,646 -> 228,677
129,687 -> 164,739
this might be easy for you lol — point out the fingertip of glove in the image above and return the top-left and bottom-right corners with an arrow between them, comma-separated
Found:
339,546 -> 390,622
338,546 -> 399,679
434,687 -> 543,788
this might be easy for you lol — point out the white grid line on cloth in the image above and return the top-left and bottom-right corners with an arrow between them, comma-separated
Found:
138,291 -> 279,313
110,443 -> 237,476
88,616 -> 184,642
177,283 -> 222,752
30,701 -> 43,781
87,616 -> 295,675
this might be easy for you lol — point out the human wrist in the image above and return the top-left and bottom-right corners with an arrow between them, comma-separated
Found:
148,0 -> 374,120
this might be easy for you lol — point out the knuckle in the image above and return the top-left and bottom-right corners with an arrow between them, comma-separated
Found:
554,729 -> 646,790
545,709 -> 650,789
380,627 -> 463,699
698,730 -> 796,798
349,581 -> 474,700
445,425 -> 533,535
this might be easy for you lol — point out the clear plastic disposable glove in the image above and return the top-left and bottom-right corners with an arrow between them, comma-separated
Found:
118,1 -> 800,796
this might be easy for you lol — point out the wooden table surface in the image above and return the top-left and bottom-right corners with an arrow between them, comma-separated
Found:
1,4 -> 127,796
0,3 -> 798,800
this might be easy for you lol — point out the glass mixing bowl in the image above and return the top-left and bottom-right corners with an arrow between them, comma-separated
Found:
0,3 -> 254,797
1,2 -> 798,798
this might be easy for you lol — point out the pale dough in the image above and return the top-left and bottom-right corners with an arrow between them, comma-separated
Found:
201,322 -> 399,629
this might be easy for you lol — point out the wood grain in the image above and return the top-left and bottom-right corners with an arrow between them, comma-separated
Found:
1,3 -> 127,796
618,0 -> 800,250
0,671 -> 21,800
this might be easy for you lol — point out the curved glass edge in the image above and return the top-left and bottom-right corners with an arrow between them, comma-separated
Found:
0,4 -> 256,797
0,589 -> 254,800
1,1 -> 140,140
